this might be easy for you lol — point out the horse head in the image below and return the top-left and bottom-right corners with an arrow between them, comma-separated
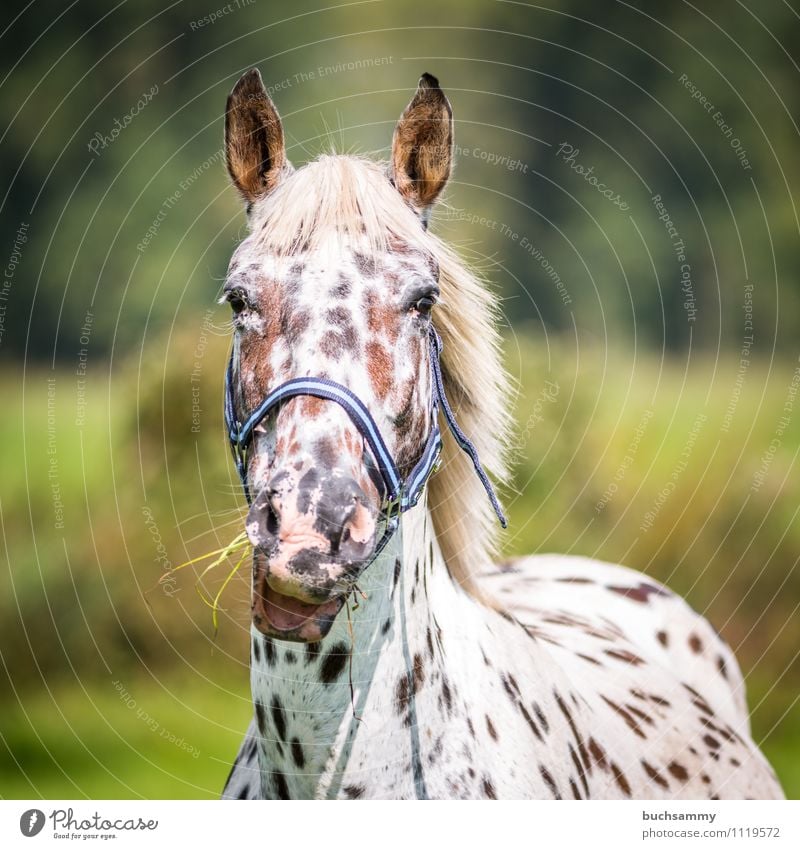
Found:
223,70 -> 459,642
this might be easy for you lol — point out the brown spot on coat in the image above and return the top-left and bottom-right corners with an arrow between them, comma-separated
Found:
604,648 -> 646,665
611,762 -> 632,796
641,759 -> 669,789
343,784 -> 365,799
365,340 -> 393,398
667,761 -> 689,782
539,765 -> 561,799
319,642 -> 349,684
607,582 -> 669,603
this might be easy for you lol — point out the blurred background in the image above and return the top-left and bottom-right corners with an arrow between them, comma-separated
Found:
1,0 -> 799,798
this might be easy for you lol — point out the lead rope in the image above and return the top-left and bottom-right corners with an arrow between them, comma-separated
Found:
429,329 -> 507,528
345,592 -> 365,724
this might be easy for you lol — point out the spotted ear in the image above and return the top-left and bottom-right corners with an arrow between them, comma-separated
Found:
391,73 -> 453,217
225,68 -> 292,205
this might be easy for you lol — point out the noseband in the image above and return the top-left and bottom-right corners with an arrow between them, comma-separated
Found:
224,325 -> 506,559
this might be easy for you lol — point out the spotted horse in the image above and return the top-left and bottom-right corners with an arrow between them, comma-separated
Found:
218,69 -> 783,800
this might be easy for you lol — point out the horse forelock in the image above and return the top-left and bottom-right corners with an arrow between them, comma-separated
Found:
240,153 -> 513,602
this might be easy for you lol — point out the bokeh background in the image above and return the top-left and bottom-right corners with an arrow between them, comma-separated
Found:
2,0 -> 799,798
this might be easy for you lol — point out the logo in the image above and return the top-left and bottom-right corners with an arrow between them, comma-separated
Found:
19,809 -> 45,837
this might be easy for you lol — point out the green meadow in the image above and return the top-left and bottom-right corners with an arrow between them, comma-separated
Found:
2,324 -> 798,798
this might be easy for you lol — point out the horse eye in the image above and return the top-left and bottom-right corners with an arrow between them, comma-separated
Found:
413,296 -> 436,316
226,289 -> 248,315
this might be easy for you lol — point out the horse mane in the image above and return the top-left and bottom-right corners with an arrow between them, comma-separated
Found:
248,154 -> 513,602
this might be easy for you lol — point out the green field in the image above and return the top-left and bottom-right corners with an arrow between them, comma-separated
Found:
2,324 -> 798,798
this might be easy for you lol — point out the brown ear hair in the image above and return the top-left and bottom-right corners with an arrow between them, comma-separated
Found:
391,73 -> 453,215
225,68 -> 291,205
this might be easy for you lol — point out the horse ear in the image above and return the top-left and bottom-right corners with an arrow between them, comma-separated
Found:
391,73 -> 453,215
225,68 -> 291,205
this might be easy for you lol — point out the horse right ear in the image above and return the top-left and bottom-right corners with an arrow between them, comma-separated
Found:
391,73 -> 453,218
225,68 -> 292,205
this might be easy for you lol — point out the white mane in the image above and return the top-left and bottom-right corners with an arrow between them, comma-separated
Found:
249,154 -> 513,600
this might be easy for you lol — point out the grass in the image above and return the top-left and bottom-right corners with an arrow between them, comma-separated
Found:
1,670 -> 252,799
2,321 -> 798,798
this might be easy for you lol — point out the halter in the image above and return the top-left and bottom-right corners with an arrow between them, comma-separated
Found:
224,325 -> 507,559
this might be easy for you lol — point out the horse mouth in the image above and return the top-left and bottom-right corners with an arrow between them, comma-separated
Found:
252,582 -> 345,643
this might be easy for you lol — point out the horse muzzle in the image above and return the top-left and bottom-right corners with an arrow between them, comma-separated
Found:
247,470 -> 378,642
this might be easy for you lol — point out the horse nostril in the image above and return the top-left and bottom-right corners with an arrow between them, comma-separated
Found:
328,502 -> 357,555
263,486 -> 282,527
266,498 -> 280,536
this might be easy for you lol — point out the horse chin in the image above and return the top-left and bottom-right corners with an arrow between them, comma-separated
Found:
252,581 -> 346,643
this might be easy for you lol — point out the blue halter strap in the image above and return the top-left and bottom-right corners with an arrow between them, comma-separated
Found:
224,325 -> 506,558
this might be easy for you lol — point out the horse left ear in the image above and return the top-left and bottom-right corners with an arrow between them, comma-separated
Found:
225,68 -> 292,205
391,73 -> 453,216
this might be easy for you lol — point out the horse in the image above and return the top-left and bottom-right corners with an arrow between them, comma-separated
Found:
217,69 -> 783,800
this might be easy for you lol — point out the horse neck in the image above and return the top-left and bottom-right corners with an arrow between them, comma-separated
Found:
249,499 -> 483,798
